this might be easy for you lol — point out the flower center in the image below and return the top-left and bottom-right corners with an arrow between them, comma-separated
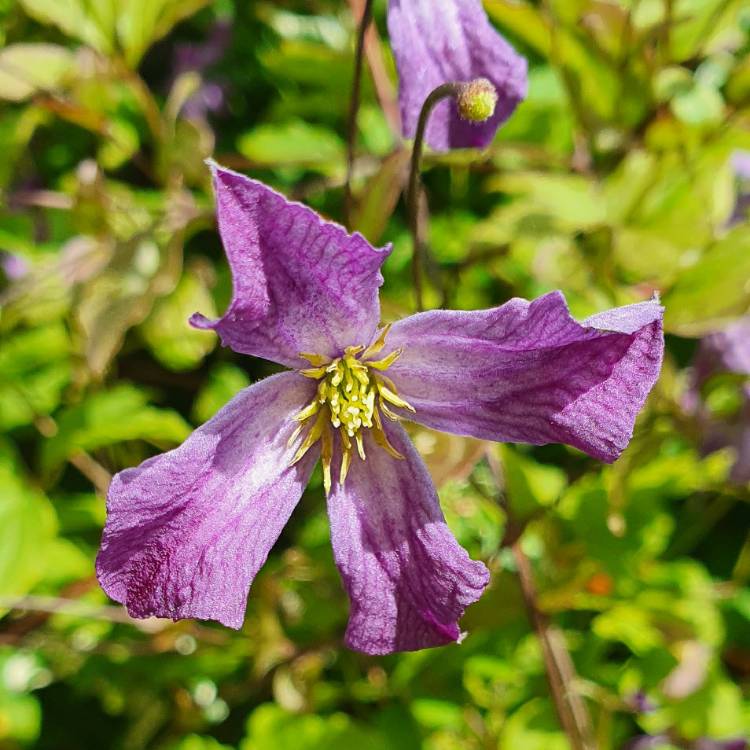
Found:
288,324 -> 415,494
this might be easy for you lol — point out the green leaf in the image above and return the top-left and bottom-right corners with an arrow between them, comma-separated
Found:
663,226 -> 750,335
237,120 -> 345,175
41,385 -> 191,474
0,691 -> 42,743
0,44 -> 74,102
115,0 -> 210,67
0,323 -> 71,430
351,149 -> 409,244
192,364 -> 250,424
18,0 -> 117,54
240,704 -> 388,750
19,0 -> 209,66
498,699 -> 568,750
0,443 -> 58,602
500,445 -> 567,520
141,262 -> 217,372
486,172 -> 607,233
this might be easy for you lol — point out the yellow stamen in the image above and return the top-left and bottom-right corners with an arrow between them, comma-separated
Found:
372,423 -> 404,460
379,399 -> 400,421
377,381 -> 416,412
300,365 -> 329,379
367,348 -> 403,370
288,326 -> 415,493
321,418 -> 333,494
291,409 -> 327,465
361,324 -> 392,360
300,353 -> 330,366
293,400 -> 320,422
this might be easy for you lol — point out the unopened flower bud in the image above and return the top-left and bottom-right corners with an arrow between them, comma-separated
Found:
455,78 -> 498,123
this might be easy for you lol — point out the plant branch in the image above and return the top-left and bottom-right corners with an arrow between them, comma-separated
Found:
485,449 -> 595,750
406,82 -> 460,311
344,0 -> 374,225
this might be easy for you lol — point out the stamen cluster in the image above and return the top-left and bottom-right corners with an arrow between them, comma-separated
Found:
289,325 -> 415,493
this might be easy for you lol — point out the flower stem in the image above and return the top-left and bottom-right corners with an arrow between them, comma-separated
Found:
344,0 -> 374,226
406,82 -> 460,311
486,449 -> 595,750
512,542 -> 595,750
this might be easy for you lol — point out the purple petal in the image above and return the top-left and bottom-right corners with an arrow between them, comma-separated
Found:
191,163 -> 391,367
326,421 -> 489,655
387,0 -> 527,151
96,372 -> 318,628
384,291 -> 664,462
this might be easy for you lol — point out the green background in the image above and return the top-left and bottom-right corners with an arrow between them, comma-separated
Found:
1,1 -> 749,748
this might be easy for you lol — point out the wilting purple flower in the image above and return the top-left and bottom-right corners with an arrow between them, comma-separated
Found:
96,163 -> 663,655
688,318 -> 750,484
387,0 -> 527,151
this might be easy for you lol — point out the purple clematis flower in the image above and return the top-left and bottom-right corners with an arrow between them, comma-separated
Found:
387,0 -> 528,151
96,162 -> 663,655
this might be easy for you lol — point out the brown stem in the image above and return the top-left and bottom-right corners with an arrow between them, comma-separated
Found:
512,544 -> 595,750
346,0 -> 401,136
344,0 -> 374,225
406,82 -> 460,311
486,449 -> 595,750
69,451 -> 112,496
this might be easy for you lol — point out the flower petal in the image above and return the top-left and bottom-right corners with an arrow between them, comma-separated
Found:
191,163 -> 391,367
96,372 -> 318,628
326,422 -> 489,654
384,291 -> 664,462
387,0 -> 527,152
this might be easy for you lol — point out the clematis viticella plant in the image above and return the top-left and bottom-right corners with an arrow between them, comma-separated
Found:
96,162 -> 664,655
387,0 -> 528,151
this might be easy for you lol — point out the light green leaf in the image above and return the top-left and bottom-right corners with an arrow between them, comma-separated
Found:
41,385 -> 191,474
240,704 -> 387,750
0,44 -> 74,102
192,364 -> 250,424
141,263 -> 217,371
487,172 -> 607,232
498,699 -> 568,750
500,445 -> 567,519
19,0 -> 208,66
238,120 -> 345,175
19,0 -> 117,54
0,323 -> 72,430
0,444 -> 58,602
663,226 -> 750,335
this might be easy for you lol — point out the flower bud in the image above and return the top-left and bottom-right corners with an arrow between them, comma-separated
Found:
455,78 -> 498,123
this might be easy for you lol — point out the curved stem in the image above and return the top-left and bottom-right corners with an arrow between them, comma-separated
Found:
406,82 -> 460,311
344,0 -> 374,226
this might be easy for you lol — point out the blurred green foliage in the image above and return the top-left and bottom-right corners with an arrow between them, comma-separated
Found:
0,1 -> 749,748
